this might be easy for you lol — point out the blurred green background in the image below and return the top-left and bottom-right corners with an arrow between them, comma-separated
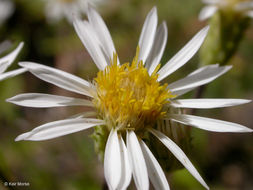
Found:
0,0 -> 252,189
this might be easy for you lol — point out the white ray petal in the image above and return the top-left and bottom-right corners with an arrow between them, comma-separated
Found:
170,65 -> 220,97
15,118 -> 104,141
0,42 -> 23,74
138,7 -> 158,64
0,40 -> 12,55
188,64 -> 219,76
45,1 -> 64,23
246,10 -> 253,18
170,99 -> 251,109
117,135 -> 132,190
19,62 -> 92,97
146,21 -> 168,75
87,6 -> 118,64
169,114 -> 253,133
0,0 -> 14,26
7,93 -> 93,108
235,2 -> 253,11
127,131 -> 149,190
104,130 -> 122,190
168,65 -> 231,94
69,111 -> 97,119
157,26 -> 209,81
148,128 -> 209,190
73,17 -> 107,70
0,68 -> 27,81
202,0 -> 220,5
170,88 -> 195,98
140,140 -> 170,190
199,6 -> 217,21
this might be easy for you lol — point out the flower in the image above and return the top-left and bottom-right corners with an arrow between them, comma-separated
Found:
44,0 -> 103,23
0,42 -> 27,81
0,0 -> 14,26
199,0 -> 253,20
9,7 -> 252,190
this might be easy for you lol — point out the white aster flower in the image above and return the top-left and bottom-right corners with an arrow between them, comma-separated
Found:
44,0 -> 103,23
199,0 -> 253,20
0,42 -> 27,81
0,0 -> 14,26
10,7 -> 252,190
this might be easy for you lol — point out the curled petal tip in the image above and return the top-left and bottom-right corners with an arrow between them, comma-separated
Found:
15,135 -> 24,141
245,128 -> 253,133
5,97 -> 12,103
15,132 -> 31,141
18,61 -> 26,67
243,99 -> 252,104
201,25 -> 210,34
19,42 -> 24,48
205,25 -> 210,30
226,65 -> 233,69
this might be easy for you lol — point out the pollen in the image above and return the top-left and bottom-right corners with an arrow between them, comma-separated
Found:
93,48 -> 175,132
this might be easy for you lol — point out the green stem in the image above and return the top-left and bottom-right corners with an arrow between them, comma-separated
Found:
200,10 -> 250,67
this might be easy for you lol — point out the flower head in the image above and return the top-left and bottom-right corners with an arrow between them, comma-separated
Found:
9,6 -> 252,190
0,42 -> 27,81
93,50 -> 173,133
199,0 -> 253,20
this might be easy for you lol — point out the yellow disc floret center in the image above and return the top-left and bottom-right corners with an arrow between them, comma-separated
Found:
93,48 -> 175,132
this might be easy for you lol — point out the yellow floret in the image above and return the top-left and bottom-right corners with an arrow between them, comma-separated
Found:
93,48 -> 175,132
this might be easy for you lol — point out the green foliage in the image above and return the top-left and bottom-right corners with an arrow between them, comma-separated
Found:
200,10 -> 250,66
91,125 -> 109,161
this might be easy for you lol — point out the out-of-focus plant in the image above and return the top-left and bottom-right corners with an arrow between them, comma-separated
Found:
199,0 -> 253,66
44,0 -> 105,23
0,0 -> 14,26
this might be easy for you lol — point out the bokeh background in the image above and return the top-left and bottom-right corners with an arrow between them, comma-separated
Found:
0,0 -> 252,189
